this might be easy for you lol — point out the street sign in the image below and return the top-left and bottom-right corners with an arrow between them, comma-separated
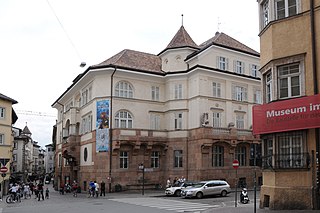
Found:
232,159 -> 239,169
0,166 -> 8,173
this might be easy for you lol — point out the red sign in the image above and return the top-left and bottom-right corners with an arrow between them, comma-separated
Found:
233,159 -> 239,169
0,166 -> 8,173
253,94 -> 320,135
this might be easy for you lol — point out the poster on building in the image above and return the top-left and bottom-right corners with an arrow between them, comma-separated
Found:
96,100 -> 110,152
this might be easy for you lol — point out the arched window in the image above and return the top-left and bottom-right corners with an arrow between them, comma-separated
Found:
115,111 -> 133,128
115,81 -> 133,98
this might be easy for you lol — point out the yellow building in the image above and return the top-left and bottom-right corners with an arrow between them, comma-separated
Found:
255,0 -> 320,210
0,93 -> 18,196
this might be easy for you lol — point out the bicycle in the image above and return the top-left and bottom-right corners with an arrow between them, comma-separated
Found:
6,193 -> 20,204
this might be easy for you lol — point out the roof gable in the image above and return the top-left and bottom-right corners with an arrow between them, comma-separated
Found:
0,93 -> 18,104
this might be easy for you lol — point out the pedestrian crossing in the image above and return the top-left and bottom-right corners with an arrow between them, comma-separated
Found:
109,197 -> 219,212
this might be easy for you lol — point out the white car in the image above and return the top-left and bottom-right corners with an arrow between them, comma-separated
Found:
181,180 -> 231,199
165,181 -> 198,196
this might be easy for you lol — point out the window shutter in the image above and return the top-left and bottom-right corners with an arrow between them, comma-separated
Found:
244,87 -> 248,101
225,58 -> 229,71
233,60 -> 236,72
232,85 -> 236,100
216,56 -> 220,69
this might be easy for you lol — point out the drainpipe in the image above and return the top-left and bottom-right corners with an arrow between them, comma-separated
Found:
310,0 -> 319,209
109,67 -> 117,193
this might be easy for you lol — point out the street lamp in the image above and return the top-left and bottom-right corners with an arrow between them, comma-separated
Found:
138,163 -> 145,195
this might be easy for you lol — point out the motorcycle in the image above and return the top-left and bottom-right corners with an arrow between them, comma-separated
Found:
240,188 -> 249,204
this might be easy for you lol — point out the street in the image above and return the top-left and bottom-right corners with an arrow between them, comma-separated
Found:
0,186 -> 260,213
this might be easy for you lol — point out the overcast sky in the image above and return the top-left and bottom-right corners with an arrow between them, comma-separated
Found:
0,0 -> 260,148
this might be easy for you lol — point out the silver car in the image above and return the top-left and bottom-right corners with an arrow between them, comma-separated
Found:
165,181 -> 198,196
181,180 -> 231,199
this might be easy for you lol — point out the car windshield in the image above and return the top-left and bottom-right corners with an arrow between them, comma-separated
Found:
191,182 -> 206,188
172,182 -> 185,187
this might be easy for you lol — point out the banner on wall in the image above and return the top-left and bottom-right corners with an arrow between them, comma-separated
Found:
96,100 -> 110,152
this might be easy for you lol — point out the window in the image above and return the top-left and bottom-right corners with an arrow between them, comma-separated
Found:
0,107 -> 5,119
151,151 -> 160,168
120,151 -> 128,169
213,112 -> 222,127
151,86 -> 160,101
236,146 -> 246,166
266,72 -> 273,103
262,0 -> 270,27
278,63 -> 300,99
174,113 -> 182,129
81,114 -> 92,134
232,85 -> 247,101
254,90 -> 262,104
0,134 -> 4,145
236,114 -> 245,129
81,86 -> 92,106
212,82 -> 221,98
235,61 -> 244,74
212,145 -> 224,167
174,84 -> 182,99
278,132 -> 303,168
150,114 -> 160,130
174,150 -> 183,168
251,64 -> 258,77
218,56 -> 228,70
115,81 -> 133,98
115,111 -> 133,128
276,0 -> 297,19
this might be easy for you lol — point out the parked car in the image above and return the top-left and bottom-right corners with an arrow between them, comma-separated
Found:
165,181 -> 198,196
181,180 -> 231,199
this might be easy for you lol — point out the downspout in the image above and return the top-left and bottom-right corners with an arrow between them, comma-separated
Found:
310,0 -> 319,209
109,67 -> 117,193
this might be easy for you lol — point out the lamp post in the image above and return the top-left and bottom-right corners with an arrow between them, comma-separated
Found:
138,163 -> 145,195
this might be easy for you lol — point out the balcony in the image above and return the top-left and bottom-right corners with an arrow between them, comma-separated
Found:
262,153 -> 310,170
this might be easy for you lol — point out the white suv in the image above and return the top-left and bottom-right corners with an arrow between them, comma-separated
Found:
165,181 -> 198,196
181,180 -> 231,199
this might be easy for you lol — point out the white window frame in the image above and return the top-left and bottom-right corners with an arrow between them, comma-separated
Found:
236,114 -> 245,129
266,72 -> 273,103
251,64 -> 259,77
115,81 -> 133,98
150,114 -> 160,130
151,86 -> 160,101
262,0 -> 270,27
115,111 -> 133,128
174,113 -> 183,130
275,0 -> 298,20
212,112 -> 222,127
278,63 -> 301,99
120,151 -> 128,169
235,60 -> 244,74
254,90 -> 262,104
81,114 -> 92,134
174,150 -> 183,168
232,85 -> 248,101
212,82 -> 221,98
218,56 -> 228,71
0,107 -> 5,119
0,134 -> 4,145
174,84 -> 182,99
151,151 -> 160,168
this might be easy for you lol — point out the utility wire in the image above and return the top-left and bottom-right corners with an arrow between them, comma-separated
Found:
16,110 -> 56,118
45,0 -> 83,63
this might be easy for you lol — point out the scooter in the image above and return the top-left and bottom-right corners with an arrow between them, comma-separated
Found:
240,188 -> 249,204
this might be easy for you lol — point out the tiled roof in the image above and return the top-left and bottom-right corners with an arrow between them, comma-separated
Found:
22,125 -> 32,135
199,32 -> 259,56
0,93 -> 18,104
92,49 -> 164,74
165,26 -> 199,49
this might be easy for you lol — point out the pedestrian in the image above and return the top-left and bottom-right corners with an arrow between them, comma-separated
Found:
60,182 -> 64,195
45,188 -> 49,199
89,181 -> 95,197
166,177 -> 171,188
100,181 -> 106,196
37,182 -> 44,201
72,180 -> 78,197
94,181 -> 99,197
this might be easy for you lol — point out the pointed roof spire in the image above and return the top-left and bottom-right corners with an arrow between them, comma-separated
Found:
22,123 -> 32,136
181,14 -> 184,26
165,26 -> 198,49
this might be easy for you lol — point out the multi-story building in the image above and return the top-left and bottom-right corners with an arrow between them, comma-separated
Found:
45,144 -> 54,175
52,26 -> 262,192
254,0 -> 320,210
0,93 -> 18,195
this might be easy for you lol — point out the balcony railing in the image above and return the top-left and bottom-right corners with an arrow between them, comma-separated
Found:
262,152 -> 310,170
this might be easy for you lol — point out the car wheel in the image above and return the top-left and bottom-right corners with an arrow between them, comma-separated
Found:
196,192 -> 203,199
221,190 -> 227,197
174,190 -> 181,197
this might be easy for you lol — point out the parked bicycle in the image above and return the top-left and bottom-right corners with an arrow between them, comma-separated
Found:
6,192 -> 21,204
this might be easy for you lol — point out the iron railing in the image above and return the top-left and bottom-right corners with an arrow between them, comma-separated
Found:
262,152 -> 310,170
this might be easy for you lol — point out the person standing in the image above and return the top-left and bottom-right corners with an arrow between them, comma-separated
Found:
100,181 -> 106,196
45,188 -> 49,199
166,178 -> 171,188
94,181 -> 99,198
37,182 -> 44,201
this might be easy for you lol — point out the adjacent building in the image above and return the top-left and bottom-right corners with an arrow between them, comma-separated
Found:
52,26 -> 262,192
254,0 -> 320,210
0,93 -> 18,195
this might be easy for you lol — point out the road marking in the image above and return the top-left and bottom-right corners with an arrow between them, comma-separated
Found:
109,197 -> 215,212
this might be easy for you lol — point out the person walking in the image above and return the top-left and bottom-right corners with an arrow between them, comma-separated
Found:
94,181 -> 99,198
45,188 -> 49,199
72,180 -> 78,197
100,181 -> 106,196
37,182 -> 44,201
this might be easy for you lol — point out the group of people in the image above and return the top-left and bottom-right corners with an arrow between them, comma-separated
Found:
166,176 -> 186,188
8,181 -> 50,202
88,180 -> 106,197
